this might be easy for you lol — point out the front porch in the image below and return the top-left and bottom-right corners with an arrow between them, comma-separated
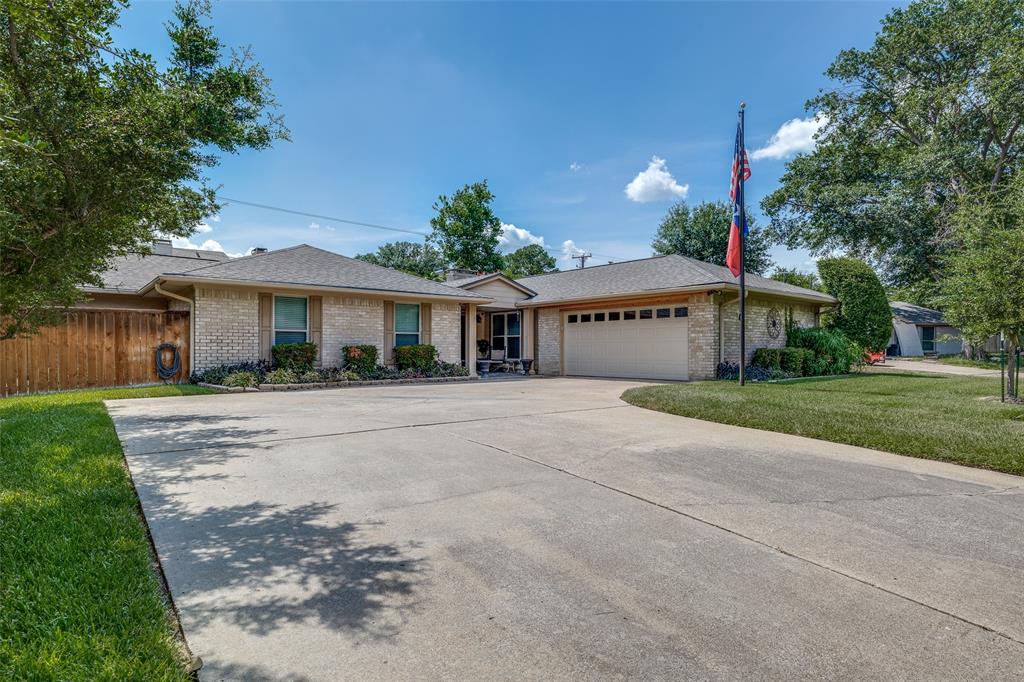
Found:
462,306 -> 536,376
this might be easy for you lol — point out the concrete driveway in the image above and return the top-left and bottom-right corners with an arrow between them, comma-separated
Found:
108,378 -> 1024,681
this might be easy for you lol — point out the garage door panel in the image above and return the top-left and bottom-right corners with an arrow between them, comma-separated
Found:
564,308 -> 688,381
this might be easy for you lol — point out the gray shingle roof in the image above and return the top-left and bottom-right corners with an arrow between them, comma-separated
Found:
448,272 -> 500,287
160,244 -> 487,299
890,301 -> 946,325
92,248 -> 229,292
515,254 -> 835,304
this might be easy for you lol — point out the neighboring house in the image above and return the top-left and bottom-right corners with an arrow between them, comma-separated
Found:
449,254 -> 835,381
2,242 -> 836,394
887,301 -> 965,357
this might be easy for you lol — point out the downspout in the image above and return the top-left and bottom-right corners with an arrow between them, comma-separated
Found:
155,281 -> 196,377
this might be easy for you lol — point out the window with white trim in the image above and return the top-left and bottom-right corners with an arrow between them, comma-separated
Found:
274,295 -> 308,345
395,303 -> 420,347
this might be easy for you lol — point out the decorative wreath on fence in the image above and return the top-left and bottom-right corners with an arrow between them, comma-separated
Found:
155,342 -> 181,380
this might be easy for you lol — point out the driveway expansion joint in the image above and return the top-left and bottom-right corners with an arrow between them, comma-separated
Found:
452,432 -> 1024,649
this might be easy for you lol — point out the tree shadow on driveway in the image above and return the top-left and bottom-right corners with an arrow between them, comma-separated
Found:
118,414 -> 427,642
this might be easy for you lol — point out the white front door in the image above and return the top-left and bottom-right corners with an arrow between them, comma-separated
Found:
563,305 -> 689,380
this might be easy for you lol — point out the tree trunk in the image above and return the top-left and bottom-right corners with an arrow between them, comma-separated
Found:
1006,343 -> 1019,402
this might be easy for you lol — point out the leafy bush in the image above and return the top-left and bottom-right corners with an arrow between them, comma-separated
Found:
476,338 -> 491,356
271,342 -> 318,371
298,370 -> 322,384
779,347 -> 809,376
817,257 -> 892,352
189,360 -> 270,385
393,344 -> 438,371
264,368 -> 298,384
432,361 -> 470,377
342,345 -> 379,375
715,362 -> 785,382
320,367 -> 361,382
786,322 -> 863,375
223,371 -> 258,388
752,348 -> 782,370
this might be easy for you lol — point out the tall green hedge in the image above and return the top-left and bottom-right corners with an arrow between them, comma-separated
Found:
817,257 -> 892,352
342,345 -> 379,375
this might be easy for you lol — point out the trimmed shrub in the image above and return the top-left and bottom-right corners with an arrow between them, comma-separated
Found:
779,347 -> 806,376
817,257 -> 892,352
752,348 -> 782,370
786,322 -> 863,375
298,370 -> 322,384
223,371 -> 258,388
272,342 -> 318,372
265,368 -> 298,384
190,360 -> 270,385
342,345 -> 378,375
394,344 -> 438,371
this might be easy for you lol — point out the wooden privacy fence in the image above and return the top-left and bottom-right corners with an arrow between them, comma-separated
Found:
0,310 -> 190,396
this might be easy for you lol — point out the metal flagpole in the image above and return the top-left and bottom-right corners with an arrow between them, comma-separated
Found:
738,103 -> 747,386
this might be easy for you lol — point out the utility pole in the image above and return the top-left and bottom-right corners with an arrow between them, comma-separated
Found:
572,252 -> 592,269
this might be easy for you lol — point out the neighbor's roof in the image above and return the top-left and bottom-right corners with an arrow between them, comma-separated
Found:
89,248 -> 229,293
449,271 -> 537,295
149,244 -> 488,300
890,301 -> 946,326
515,254 -> 836,305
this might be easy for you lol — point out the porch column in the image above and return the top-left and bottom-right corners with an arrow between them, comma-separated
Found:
465,304 -> 477,376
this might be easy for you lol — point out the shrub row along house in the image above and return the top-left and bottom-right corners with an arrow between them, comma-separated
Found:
0,240 -> 835,393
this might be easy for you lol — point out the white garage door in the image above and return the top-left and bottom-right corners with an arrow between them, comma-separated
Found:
563,305 -> 689,380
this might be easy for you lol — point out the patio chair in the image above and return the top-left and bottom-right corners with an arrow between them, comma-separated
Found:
490,349 -> 513,373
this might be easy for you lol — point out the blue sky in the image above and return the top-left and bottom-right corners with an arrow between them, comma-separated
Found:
115,1 -> 898,271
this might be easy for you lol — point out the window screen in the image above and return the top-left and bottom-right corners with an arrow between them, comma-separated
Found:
395,303 -> 420,347
274,296 -> 307,345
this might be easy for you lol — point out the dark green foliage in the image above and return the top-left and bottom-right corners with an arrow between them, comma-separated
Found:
429,180 -> 504,272
503,244 -> 557,278
716,362 -> 783,382
189,359 -> 270,385
752,348 -> 782,371
770,267 -> 821,291
355,241 -> 446,280
786,322 -> 863,375
652,201 -> 773,275
0,0 -> 286,338
393,344 -> 438,372
818,257 -> 892,352
752,347 -> 811,376
271,342 -> 318,372
342,345 -> 379,375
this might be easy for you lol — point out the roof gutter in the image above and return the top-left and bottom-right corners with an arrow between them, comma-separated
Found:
514,282 -> 836,309
154,282 -> 195,375
139,274 -> 493,304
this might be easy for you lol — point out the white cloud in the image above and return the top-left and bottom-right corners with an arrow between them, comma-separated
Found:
194,222 -> 213,233
624,156 -> 689,203
569,161 -> 583,172
164,235 -> 247,258
558,239 -> 588,267
499,223 -> 546,252
208,214 -> 221,223
751,114 -> 828,161
308,222 -> 335,232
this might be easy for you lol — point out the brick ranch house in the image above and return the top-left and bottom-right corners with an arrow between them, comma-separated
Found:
0,239 -> 836,393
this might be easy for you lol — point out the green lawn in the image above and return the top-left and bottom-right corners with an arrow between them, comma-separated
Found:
621,372 -> 1024,475
1,385 -> 214,681
936,356 -> 1004,370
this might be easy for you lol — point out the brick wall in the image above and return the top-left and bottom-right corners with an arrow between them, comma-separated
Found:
431,303 -> 463,364
722,298 -> 819,365
536,307 -> 562,375
194,287 -> 259,370
322,296 -> 384,367
686,293 -> 719,380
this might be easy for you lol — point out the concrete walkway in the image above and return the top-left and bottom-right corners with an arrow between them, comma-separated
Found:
876,358 -> 1002,377
108,378 -> 1024,681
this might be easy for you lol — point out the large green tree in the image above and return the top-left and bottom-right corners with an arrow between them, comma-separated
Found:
940,177 -> 1024,400
761,0 -> 1023,306
502,244 -> 557,279
651,201 -> 773,275
770,267 -> 821,292
0,0 -> 286,338
355,241 -> 446,281
428,180 -> 504,272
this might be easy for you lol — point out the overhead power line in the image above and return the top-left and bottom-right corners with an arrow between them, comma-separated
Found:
218,195 -> 628,264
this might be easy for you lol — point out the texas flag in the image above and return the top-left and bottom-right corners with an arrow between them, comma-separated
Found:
726,121 -> 750,277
